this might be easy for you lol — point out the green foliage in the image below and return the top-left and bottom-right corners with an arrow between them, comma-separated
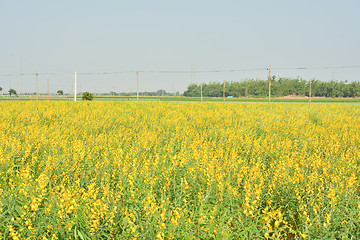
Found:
183,83 -> 200,97
57,90 -> 64,95
8,88 -> 17,96
0,86 -> 2,91
82,92 -> 93,101
184,78 -> 360,98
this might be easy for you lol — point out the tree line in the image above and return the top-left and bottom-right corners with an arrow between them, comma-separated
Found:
0,87 -> 18,96
183,77 -> 360,98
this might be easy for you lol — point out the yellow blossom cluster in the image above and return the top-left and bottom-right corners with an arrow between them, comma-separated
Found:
0,101 -> 359,239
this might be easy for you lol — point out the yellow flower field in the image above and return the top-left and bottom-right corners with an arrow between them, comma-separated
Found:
0,102 -> 359,239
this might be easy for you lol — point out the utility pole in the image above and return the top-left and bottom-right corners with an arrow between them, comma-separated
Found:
268,65 -> 271,104
19,61 -> 23,95
309,79 -> 312,105
201,81 -> 203,103
36,72 -> 39,100
171,81 -> 175,96
223,80 -> 225,102
47,78 -> 50,100
74,72 -> 77,102
137,71 -> 139,102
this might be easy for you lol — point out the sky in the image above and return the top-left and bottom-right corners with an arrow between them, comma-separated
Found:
1,0 -> 360,94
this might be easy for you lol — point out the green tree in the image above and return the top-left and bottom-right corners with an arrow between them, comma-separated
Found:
156,90 -> 167,96
8,88 -> 17,97
82,92 -> 93,101
57,90 -> 64,95
0,86 -> 2,92
183,83 -> 200,97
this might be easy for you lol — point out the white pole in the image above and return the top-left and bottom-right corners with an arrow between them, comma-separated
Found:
309,79 -> 312,105
268,65 -> 271,104
36,72 -> 39,100
74,72 -> 77,102
137,71 -> 139,102
223,80 -> 225,102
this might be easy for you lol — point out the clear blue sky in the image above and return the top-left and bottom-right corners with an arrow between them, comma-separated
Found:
1,0 -> 359,94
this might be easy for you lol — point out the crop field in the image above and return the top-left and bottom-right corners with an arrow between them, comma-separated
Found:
0,102 -> 359,239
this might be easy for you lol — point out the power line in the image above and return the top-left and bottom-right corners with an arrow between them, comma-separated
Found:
0,72 -> 70,77
273,65 -> 360,70
0,73 -> 34,76
77,71 -> 135,75
0,65 -> 359,76
139,68 -> 267,73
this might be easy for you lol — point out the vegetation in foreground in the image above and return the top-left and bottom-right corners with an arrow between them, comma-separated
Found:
0,102 -> 359,239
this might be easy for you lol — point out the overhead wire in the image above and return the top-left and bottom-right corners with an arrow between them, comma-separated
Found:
0,65 -> 359,76
272,65 -> 360,70
139,68 -> 267,73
